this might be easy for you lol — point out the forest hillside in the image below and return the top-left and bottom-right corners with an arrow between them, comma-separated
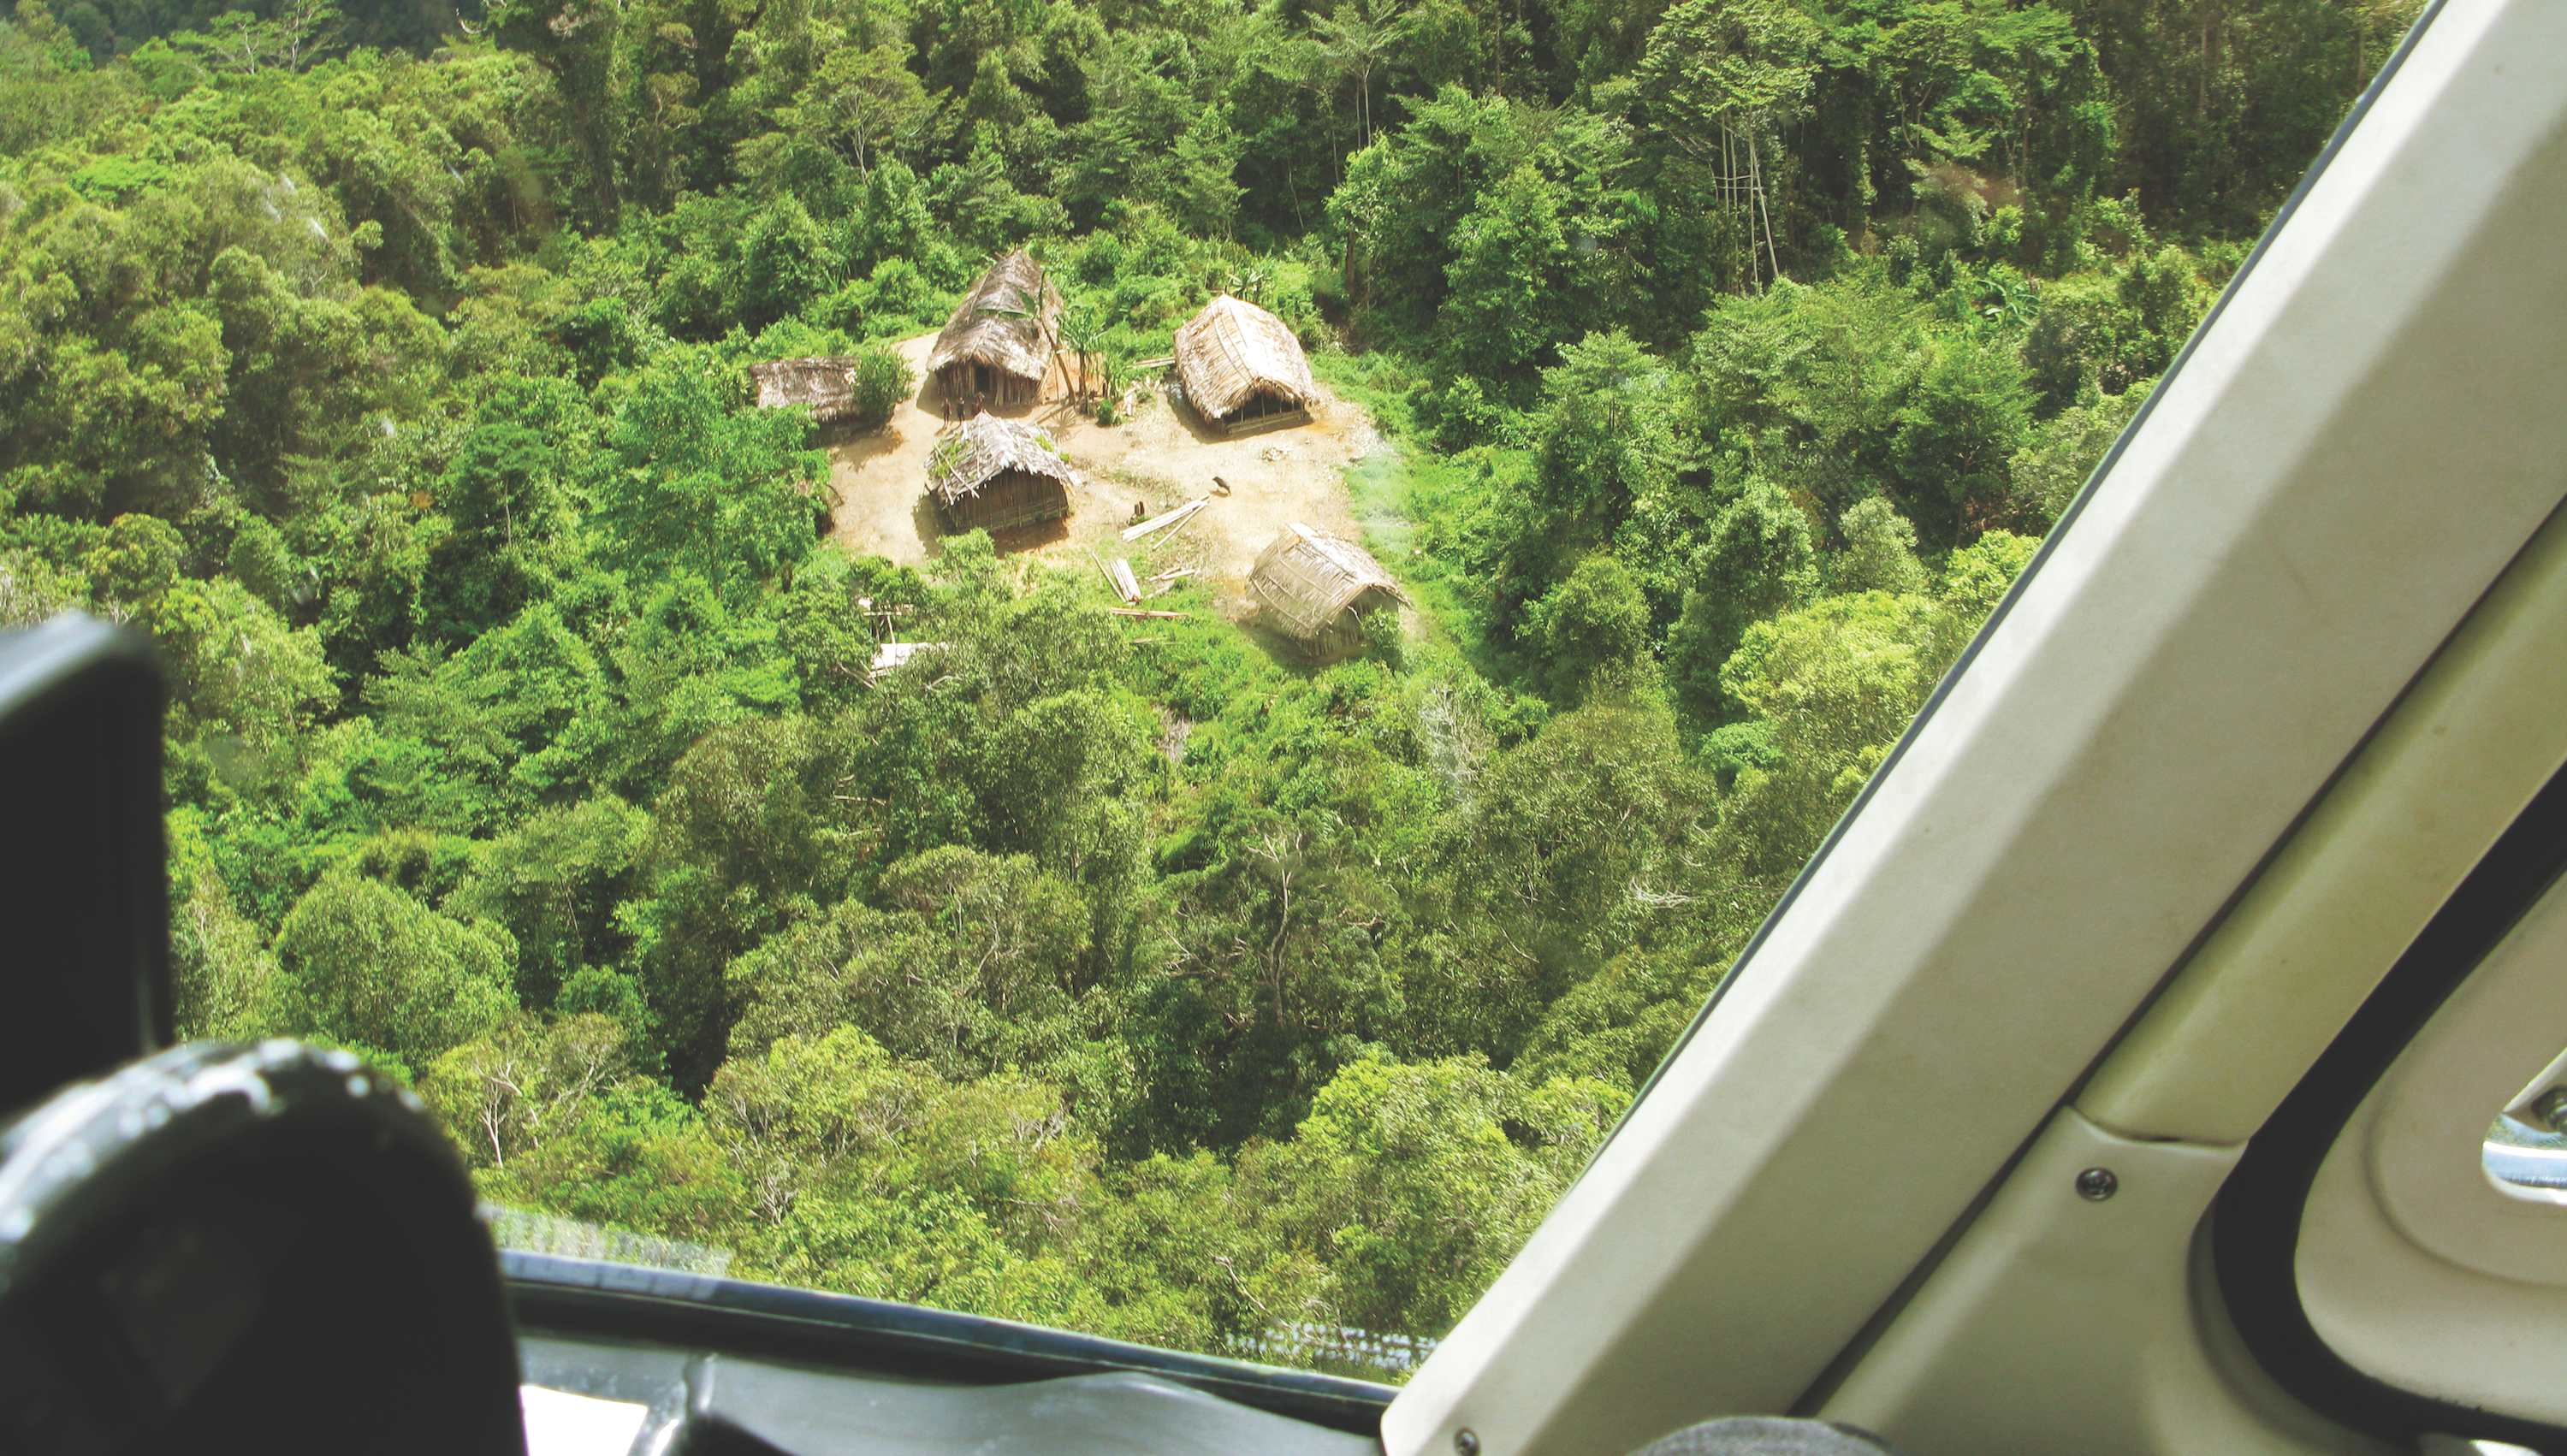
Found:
0,0 -> 2417,1376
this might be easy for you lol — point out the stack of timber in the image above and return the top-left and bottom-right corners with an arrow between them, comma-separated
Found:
927,414 -> 1075,533
1172,295 -> 1319,438
1248,523 -> 1410,664
1106,559 -> 1143,602
928,251 -> 1060,407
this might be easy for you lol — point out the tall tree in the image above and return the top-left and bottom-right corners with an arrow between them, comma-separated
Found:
1635,0 -> 1820,287
1312,0 -> 1413,153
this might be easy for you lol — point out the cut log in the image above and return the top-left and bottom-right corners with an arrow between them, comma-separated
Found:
1109,608 -> 1189,619
1145,566 -> 1197,583
1121,496 -> 1208,542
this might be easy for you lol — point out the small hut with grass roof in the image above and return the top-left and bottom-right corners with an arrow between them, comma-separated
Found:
1249,523 -> 1409,663
928,251 -> 1060,407
1173,294 -> 1319,437
927,413 -> 1075,534
750,356 -> 866,423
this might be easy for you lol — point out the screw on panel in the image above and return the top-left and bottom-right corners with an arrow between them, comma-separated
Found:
2533,1086 -> 2567,1135
1455,1430 -> 1481,1456
2075,1167 -> 2119,1201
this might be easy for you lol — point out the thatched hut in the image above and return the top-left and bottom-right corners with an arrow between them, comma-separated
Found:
1249,523 -> 1410,662
750,357 -> 867,423
928,414 -> 1075,533
1174,294 -> 1319,437
928,251 -> 1059,407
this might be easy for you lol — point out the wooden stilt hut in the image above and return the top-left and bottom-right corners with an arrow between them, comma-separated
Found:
1173,294 -> 1319,437
749,357 -> 867,423
928,251 -> 1059,408
927,414 -> 1075,533
1249,523 -> 1410,663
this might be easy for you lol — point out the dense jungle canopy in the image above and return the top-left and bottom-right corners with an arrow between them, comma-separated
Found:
0,0 -> 2419,1375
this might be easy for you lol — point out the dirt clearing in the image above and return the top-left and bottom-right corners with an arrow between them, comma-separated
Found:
822,332 -> 1384,621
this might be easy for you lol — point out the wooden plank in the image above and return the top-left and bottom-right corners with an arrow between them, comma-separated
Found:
1160,503 -> 1212,547
1121,496 -> 1208,542
1145,566 -> 1198,583
1120,497 -> 1206,541
1109,559 -> 1142,603
1109,608 -> 1189,619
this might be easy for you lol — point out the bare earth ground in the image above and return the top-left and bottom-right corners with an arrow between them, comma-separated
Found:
824,332 -> 1382,624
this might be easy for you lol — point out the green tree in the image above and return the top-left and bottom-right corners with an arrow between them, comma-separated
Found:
790,43 -> 937,178
625,713 -> 858,1091
1244,1056 -> 1625,1339
479,1080 -> 749,1245
1834,496 -> 1928,595
276,874 -> 518,1068
1440,163 -> 1571,380
423,1011 -> 639,1170
447,796 -> 643,1008
1533,553 -> 1650,701
2008,377 -> 2151,524
725,847 -> 1091,1079
738,194 -> 840,333
1634,0 -> 1819,287
1711,589 -> 1937,876
596,346 -> 827,598
1666,480 -> 1816,724
165,0 -> 341,74
1887,328 -> 2036,542
1310,0 -> 1413,152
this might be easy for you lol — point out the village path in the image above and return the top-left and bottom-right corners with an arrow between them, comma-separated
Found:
824,332 -> 1382,620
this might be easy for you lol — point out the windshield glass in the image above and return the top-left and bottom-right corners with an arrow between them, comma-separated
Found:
0,0 -> 2421,1386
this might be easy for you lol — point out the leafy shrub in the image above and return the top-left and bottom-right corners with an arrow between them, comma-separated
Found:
850,342 -> 915,423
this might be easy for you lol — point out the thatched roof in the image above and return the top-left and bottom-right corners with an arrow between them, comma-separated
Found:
927,251 -> 1058,382
1175,294 -> 1319,421
750,356 -> 865,422
1250,523 -> 1410,639
927,414 -> 1076,506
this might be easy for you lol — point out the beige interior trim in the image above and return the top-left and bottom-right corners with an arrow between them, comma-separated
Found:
2078,493 -> 2567,1146
1814,429 -> 2567,1456
1820,1109 -> 2390,1456
2367,894 -> 2567,1284
2297,874 -> 2567,1418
